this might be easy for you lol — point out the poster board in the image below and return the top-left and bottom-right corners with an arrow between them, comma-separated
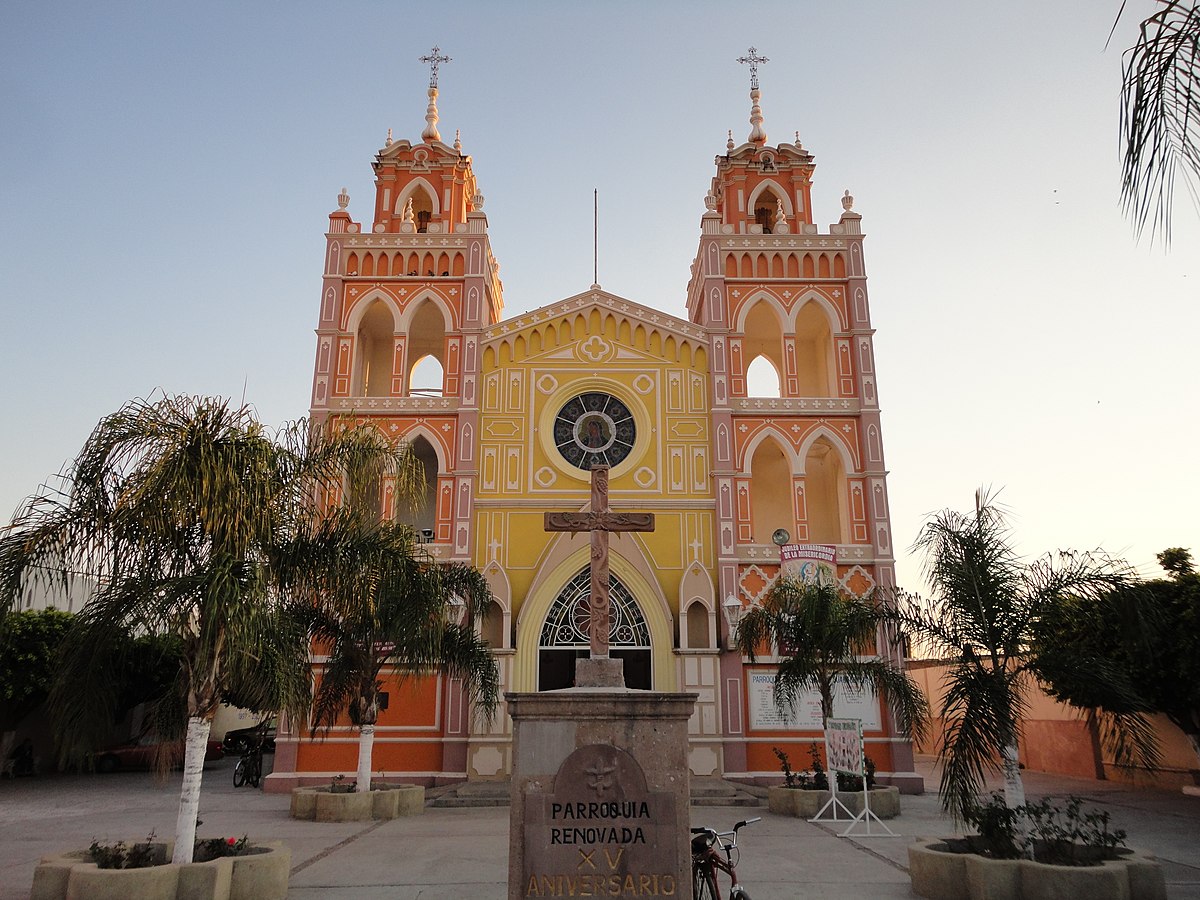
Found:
746,672 -> 881,731
824,718 -> 863,776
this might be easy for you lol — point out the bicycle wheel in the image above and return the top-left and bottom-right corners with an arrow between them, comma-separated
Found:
692,865 -> 717,900
233,757 -> 247,787
247,753 -> 261,788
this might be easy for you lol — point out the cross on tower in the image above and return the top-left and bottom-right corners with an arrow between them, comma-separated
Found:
419,45 -> 451,89
737,46 -> 769,90
544,466 -> 655,659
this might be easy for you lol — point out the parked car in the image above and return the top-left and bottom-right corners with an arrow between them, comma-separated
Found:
221,717 -> 277,756
94,733 -> 224,773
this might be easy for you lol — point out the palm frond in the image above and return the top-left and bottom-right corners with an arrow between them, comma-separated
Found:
1120,0 -> 1200,243
737,576 -> 927,739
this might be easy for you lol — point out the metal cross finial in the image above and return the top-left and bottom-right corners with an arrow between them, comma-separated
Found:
419,45 -> 451,89
737,46 -> 769,90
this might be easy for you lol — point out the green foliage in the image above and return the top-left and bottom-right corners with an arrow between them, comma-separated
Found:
0,608 -> 73,732
735,577 -> 928,742
773,747 -> 798,788
1034,548 -> 1200,763
1157,547 -> 1194,578
837,755 -> 876,792
894,489 -> 1136,818
1118,1 -> 1200,244
89,832 -> 160,870
0,396 -> 431,766
963,793 -> 1127,865
0,395 -> 444,862
193,835 -> 250,862
307,517 -> 499,738
808,742 -> 829,791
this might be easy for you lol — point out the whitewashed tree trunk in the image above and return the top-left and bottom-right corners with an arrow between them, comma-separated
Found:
171,717 -> 212,865
355,724 -> 375,793
1001,740 -> 1033,857
1000,741 -> 1026,809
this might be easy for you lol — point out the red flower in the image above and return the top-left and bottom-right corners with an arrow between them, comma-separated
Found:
226,837 -> 237,846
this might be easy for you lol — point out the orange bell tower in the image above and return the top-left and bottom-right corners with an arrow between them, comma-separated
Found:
687,48 -> 919,789
276,50 -> 504,788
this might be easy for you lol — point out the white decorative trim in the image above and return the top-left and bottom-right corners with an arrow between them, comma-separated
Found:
633,467 -> 657,488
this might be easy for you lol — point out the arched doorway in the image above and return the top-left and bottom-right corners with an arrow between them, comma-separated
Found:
538,567 -> 652,691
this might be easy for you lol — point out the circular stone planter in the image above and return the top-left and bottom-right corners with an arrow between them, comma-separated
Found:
767,784 -> 901,819
907,838 -> 1166,900
290,782 -> 425,822
30,840 -> 290,900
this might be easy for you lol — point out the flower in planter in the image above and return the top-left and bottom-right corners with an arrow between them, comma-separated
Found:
193,834 -> 251,862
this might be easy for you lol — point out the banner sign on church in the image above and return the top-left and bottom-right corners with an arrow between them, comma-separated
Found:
746,672 -> 881,731
779,543 -> 837,563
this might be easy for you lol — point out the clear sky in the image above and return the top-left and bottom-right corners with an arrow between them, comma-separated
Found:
2,1 -> 1196,596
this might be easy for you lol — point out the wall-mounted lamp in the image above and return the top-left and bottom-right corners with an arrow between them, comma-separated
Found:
722,593 -> 744,650
447,595 -> 466,626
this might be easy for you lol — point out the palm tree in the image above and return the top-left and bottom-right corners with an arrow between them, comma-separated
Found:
894,490 -> 1133,818
307,518 -> 499,792
735,576 -> 928,748
0,395 -> 423,864
1118,1 -> 1200,243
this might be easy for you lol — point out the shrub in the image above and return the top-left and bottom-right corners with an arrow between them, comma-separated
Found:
963,793 -> 1128,865
193,835 -> 250,862
88,832 -> 159,869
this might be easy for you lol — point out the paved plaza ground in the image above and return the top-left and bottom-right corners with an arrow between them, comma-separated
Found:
1,755 -> 1197,899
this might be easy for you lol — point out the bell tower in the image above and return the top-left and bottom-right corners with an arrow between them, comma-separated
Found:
687,50 -> 919,789
309,47 -> 503,560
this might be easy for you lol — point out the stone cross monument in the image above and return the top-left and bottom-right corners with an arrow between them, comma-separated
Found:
544,465 -> 654,680
509,465 -> 694,899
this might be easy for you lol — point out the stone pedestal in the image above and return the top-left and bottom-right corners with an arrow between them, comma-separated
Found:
507,671 -> 697,900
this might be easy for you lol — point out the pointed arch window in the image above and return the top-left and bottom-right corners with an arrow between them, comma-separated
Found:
406,300 -> 447,397
749,437 -> 792,545
354,300 -> 395,397
753,189 -> 782,233
742,300 -> 784,398
795,301 -> 835,396
804,437 -> 847,544
538,568 -> 651,690
746,356 -> 781,397
395,435 -> 438,539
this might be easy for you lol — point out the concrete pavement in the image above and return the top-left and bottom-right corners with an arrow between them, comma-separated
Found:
1,756 -> 1198,899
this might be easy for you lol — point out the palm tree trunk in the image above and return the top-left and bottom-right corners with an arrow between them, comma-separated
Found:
1000,741 -> 1025,809
171,716 -> 211,865
355,724 -> 375,793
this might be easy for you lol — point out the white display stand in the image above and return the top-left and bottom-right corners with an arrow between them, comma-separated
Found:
809,718 -> 896,838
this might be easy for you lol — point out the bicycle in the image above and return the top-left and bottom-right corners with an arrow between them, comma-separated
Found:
690,816 -> 759,900
232,738 -> 263,789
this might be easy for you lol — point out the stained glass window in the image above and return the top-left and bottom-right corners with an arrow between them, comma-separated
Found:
539,567 -> 650,649
553,392 -> 637,470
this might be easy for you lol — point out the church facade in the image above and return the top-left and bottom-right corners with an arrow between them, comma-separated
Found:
267,60 -> 920,792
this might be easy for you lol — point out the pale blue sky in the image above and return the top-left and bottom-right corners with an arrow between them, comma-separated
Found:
2,1 -> 1196,594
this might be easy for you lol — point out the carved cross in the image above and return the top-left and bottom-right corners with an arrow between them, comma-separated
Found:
737,46 -> 769,90
419,45 -> 451,88
544,466 -> 655,658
